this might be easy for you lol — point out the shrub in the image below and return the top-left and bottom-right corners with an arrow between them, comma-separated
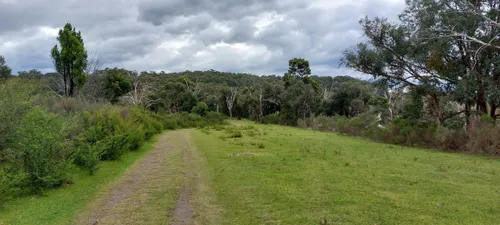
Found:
332,116 -> 366,136
74,142 -> 102,175
130,108 -> 163,139
263,113 -> 280,124
213,125 -> 224,131
77,107 -> 162,162
192,102 -> 209,116
0,80 -> 39,152
205,111 -> 226,124
0,170 -> 11,208
168,112 -> 205,128
225,127 -> 243,138
126,126 -> 145,151
467,120 -> 500,156
162,117 -> 179,130
6,108 -> 72,193
230,130 -> 243,138
297,115 -> 336,132
435,127 -> 468,152
36,96 -> 86,115
79,109 -> 124,161
245,129 -> 261,137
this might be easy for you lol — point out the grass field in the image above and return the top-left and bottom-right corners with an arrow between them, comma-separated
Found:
1,122 -> 500,224
194,121 -> 500,224
0,136 -> 160,225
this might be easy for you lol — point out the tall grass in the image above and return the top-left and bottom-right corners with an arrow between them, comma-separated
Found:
298,114 -> 500,157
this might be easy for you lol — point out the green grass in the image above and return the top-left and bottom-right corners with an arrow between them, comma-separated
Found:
3,122 -> 500,225
0,135 -> 160,225
193,121 -> 500,225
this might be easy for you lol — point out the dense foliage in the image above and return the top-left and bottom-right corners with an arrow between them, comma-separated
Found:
0,78 -> 225,206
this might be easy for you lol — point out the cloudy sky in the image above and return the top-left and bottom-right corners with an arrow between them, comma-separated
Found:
0,0 -> 404,76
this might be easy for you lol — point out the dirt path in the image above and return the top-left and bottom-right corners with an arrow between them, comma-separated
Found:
75,130 -> 202,225
172,141 -> 194,225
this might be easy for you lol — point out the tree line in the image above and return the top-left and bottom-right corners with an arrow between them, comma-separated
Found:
3,0 -> 500,157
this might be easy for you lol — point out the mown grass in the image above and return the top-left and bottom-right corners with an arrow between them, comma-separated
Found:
0,135 -> 160,225
193,121 -> 500,225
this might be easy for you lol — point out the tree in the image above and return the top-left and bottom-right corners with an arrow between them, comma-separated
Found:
285,58 -> 311,78
283,58 -> 320,92
103,68 -> 132,104
51,23 -> 88,97
344,0 -> 500,124
324,81 -> 373,117
401,0 -> 500,119
284,58 -> 311,87
281,80 -> 318,124
0,55 -> 12,79
223,87 -> 238,118
122,71 -> 160,109
18,69 -> 43,79
341,13 -> 456,123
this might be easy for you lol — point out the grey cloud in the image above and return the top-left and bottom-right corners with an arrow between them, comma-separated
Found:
163,13 -> 213,35
98,35 -> 161,65
137,0 -> 306,25
0,0 -> 132,35
0,0 -> 405,75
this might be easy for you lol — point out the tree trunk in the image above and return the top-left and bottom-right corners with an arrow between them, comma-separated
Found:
430,93 -> 442,123
259,91 -> 264,122
63,66 -> 68,96
465,102 -> 471,130
69,78 -> 75,97
490,104 -> 498,120
477,90 -> 488,115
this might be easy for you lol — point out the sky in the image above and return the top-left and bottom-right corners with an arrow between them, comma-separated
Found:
0,0 -> 405,77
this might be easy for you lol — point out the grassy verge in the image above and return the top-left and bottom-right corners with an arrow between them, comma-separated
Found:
0,135 -> 160,225
185,130 -> 223,224
193,122 -> 500,225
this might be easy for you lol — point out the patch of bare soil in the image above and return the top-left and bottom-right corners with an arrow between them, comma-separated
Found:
172,149 -> 194,225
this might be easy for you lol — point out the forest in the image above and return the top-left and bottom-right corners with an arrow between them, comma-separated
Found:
1,0 -> 500,219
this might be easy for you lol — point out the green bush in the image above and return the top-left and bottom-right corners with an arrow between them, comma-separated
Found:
224,127 -> 244,138
262,113 -> 280,124
78,109 -> 124,161
0,79 -> 40,152
126,126 -> 146,151
6,108 -> 72,193
162,117 -> 179,130
130,107 -> 163,139
0,170 -> 11,208
76,107 -> 161,163
74,142 -> 102,175
192,102 -> 209,116
332,116 -> 366,136
205,111 -> 226,124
